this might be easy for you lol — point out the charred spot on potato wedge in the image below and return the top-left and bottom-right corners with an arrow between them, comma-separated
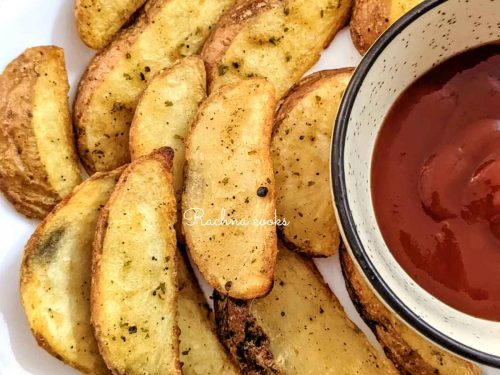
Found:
213,291 -> 278,374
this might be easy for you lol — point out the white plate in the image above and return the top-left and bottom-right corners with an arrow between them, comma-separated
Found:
0,0 -> 495,374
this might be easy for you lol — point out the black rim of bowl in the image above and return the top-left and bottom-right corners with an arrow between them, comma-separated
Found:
332,0 -> 500,368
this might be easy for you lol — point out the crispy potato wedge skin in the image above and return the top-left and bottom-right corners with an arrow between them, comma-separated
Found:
75,0 -> 147,50
74,0 -> 236,173
214,245 -> 398,374
350,0 -> 422,54
182,78 -> 278,300
272,69 -> 353,257
91,148 -> 180,375
201,0 -> 352,98
339,246 -> 482,375
177,251 -> 240,374
0,46 -> 81,219
20,167 -> 124,375
130,56 -> 206,199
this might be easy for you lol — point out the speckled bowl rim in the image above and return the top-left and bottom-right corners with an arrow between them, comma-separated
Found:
332,0 -> 500,367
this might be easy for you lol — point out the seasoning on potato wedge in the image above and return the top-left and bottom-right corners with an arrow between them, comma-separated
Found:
20,167 -> 123,375
75,0 -> 147,50
214,244 -> 398,374
201,0 -> 352,98
177,251 -> 239,374
182,78 -> 277,300
350,0 -> 423,54
74,0 -> 236,173
272,69 -> 353,257
129,56 -> 206,199
91,148 -> 179,375
0,46 -> 81,219
339,245 -> 482,375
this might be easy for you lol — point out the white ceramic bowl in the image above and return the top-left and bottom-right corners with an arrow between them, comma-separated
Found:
332,0 -> 500,367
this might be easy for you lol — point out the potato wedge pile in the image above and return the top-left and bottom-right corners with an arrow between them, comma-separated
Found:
74,0 -> 236,173
3,0 -> 482,374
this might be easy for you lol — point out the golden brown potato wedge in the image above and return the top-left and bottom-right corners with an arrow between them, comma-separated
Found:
91,148 -> 179,375
74,0 -> 236,173
0,46 -> 81,219
339,245 -> 482,375
20,167 -> 123,375
75,0 -> 147,50
214,244 -> 398,374
177,252 -> 239,374
350,0 -> 422,54
129,56 -> 206,200
201,0 -> 352,98
272,69 -> 353,257
182,78 -> 277,300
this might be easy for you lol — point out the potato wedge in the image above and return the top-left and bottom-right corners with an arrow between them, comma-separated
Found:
214,244 -> 398,374
177,252 -> 239,374
201,0 -> 352,98
74,0 -> 236,173
272,69 -> 353,257
182,78 -> 277,300
339,246 -> 482,375
129,56 -> 206,200
20,167 -> 123,375
350,0 -> 422,54
0,46 -> 81,219
91,148 -> 179,375
75,0 -> 147,50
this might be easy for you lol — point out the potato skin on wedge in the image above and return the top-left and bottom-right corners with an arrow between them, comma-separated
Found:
74,0 -> 236,173
201,0 -> 352,98
350,0 -> 422,54
177,251 -> 239,374
272,69 -> 353,257
129,56 -> 207,199
0,46 -> 81,219
214,245 -> 398,375
182,78 -> 277,300
339,246 -> 482,375
75,0 -> 147,50
20,167 -> 124,375
91,148 -> 179,375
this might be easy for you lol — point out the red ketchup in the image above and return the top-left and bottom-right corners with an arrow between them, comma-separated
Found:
372,44 -> 500,321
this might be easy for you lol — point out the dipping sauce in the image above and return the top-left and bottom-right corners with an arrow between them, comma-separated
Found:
372,44 -> 500,321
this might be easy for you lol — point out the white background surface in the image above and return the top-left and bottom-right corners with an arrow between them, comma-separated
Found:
0,0 -> 496,374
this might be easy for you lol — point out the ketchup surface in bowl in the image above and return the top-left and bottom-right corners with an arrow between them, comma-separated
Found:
372,44 -> 500,321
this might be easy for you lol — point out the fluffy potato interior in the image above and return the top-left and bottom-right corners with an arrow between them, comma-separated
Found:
182,78 -> 277,299
272,70 -> 352,256
92,148 -> 179,375
32,49 -> 81,198
130,56 -> 206,198
20,169 -> 122,375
